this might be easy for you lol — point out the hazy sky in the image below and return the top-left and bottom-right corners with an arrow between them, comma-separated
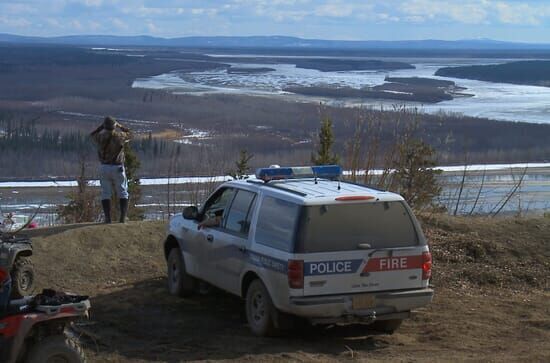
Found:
1,0 -> 549,42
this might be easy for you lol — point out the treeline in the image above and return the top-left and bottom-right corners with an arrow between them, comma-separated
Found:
0,117 -> 178,178
435,61 -> 550,86
0,118 -> 174,154
0,118 -> 91,154
0,44 -> 134,69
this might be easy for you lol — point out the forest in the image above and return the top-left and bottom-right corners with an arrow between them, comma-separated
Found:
435,60 -> 550,86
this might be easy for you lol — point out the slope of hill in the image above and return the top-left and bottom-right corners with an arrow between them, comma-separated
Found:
28,216 -> 550,362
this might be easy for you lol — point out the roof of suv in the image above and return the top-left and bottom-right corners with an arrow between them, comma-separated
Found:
227,178 -> 404,205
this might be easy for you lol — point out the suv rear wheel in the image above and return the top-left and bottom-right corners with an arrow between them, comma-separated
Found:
167,248 -> 195,297
245,279 -> 278,336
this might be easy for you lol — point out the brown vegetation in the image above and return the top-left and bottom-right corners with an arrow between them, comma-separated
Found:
29,214 -> 550,362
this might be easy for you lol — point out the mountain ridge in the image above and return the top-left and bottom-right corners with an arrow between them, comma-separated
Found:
1,33 -> 550,49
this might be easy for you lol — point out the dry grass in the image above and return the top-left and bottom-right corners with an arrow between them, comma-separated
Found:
28,215 -> 550,362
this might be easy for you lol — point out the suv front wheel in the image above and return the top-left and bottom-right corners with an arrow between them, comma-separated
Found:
245,279 -> 278,336
167,248 -> 195,297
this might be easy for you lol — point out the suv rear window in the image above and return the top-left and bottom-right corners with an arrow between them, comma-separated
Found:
255,196 -> 300,252
296,201 -> 418,253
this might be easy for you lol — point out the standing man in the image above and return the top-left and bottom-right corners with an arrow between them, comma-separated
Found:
90,116 -> 132,223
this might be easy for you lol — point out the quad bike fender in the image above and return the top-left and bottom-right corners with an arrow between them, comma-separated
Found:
0,243 -> 32,269
4,311 -> 81,363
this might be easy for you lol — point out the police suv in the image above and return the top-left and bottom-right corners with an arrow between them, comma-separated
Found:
163,165 -> 434,336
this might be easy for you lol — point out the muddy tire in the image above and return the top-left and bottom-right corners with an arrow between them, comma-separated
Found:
245,279 -> 278,337
167,248 -> 195,297
10,256 -> 35,298
26,334 -> 86,363
370,319 -> 403,334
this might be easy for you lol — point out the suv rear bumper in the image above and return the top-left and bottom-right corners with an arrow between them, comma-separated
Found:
287,288 -> 434,324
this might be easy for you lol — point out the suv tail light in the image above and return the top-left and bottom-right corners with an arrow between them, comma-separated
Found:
288,260 -> 304,289
422,252 -> 432,280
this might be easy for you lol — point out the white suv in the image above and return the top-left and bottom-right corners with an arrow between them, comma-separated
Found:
163,165 -> 433,336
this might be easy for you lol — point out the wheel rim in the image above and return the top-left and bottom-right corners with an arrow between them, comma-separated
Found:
19,270 -> 33,291
250,290 -> 266,325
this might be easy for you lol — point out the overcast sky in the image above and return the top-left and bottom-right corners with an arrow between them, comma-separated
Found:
1,0 -> 549,42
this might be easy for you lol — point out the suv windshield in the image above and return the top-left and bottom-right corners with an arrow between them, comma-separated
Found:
296,201 -> 419,253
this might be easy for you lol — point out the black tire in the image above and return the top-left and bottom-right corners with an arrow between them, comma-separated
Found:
10,256 -> 35,298
167,248 -> 195,297
245,279 -> 278,337
370,319 -> 403,334
26,334 -> 86,363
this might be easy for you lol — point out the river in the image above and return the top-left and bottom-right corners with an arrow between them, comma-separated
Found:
132,56 -> 550,124
1,164 -> 549,226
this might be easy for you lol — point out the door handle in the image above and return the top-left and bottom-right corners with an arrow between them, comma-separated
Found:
206,234 -> 214,242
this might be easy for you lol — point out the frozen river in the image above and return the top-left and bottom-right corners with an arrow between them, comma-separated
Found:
133,56 -> 550,124
1,164 -> 549,225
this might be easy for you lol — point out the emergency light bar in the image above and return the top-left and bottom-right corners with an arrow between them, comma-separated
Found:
255,165 -> 342,182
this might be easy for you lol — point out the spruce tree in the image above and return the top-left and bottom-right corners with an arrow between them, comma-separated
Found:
229,149 -> 253,179
393,139 -> 441,209
312,117 -> 339,165
123,143 -> 144,220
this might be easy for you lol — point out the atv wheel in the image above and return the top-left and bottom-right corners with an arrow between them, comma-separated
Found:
26,334 -> 86,363
167,248 -> 195,297
11,256 -> 35,298
245,279 -> 278,337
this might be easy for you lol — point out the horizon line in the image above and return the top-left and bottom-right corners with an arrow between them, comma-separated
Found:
2,32 -> 549,45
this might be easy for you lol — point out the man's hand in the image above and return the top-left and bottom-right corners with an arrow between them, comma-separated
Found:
117,122 -> 131,133
90,124 -> 104,135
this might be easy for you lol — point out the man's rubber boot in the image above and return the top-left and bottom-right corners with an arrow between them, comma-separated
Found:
119,198 -> 129,223
101,199 -> 111,224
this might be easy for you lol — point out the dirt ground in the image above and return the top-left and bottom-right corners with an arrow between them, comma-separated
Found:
29,215 -> 550,362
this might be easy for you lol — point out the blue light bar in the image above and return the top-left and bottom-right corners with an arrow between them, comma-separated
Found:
255,165 -> 342,182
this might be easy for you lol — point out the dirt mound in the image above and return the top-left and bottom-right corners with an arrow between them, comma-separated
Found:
32,221 -> 166,293
421,215 -> 550,290
27,216 -> 550,362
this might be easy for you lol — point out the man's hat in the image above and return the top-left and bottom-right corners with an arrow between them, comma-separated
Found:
103,116 -> 117,130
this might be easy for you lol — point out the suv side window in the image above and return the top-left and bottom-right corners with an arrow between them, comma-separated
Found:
255,196 -> 300,252
201,188 -> 237,227
225,190 -> 256,236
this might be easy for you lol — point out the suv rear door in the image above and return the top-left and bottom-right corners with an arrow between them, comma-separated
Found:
295,201 -> 429,297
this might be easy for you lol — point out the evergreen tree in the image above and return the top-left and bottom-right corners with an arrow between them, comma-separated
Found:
57,159 -> 101,224
311,117 -> 339,165
123,143 -> 144,220
229,149 -> 253,179
393,139 -> 442,209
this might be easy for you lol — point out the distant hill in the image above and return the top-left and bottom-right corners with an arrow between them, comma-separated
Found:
435,61 -> 550,87
1,33 -> 550,50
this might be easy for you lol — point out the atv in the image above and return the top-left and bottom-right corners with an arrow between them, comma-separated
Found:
0,289 -> 90,363
0,232 -> 35,298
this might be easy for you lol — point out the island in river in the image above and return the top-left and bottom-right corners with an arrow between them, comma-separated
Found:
284,76 -> 470,103
435,60 -> 550,87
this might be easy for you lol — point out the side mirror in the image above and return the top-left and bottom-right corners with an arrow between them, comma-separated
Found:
182,206 -> 199,220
